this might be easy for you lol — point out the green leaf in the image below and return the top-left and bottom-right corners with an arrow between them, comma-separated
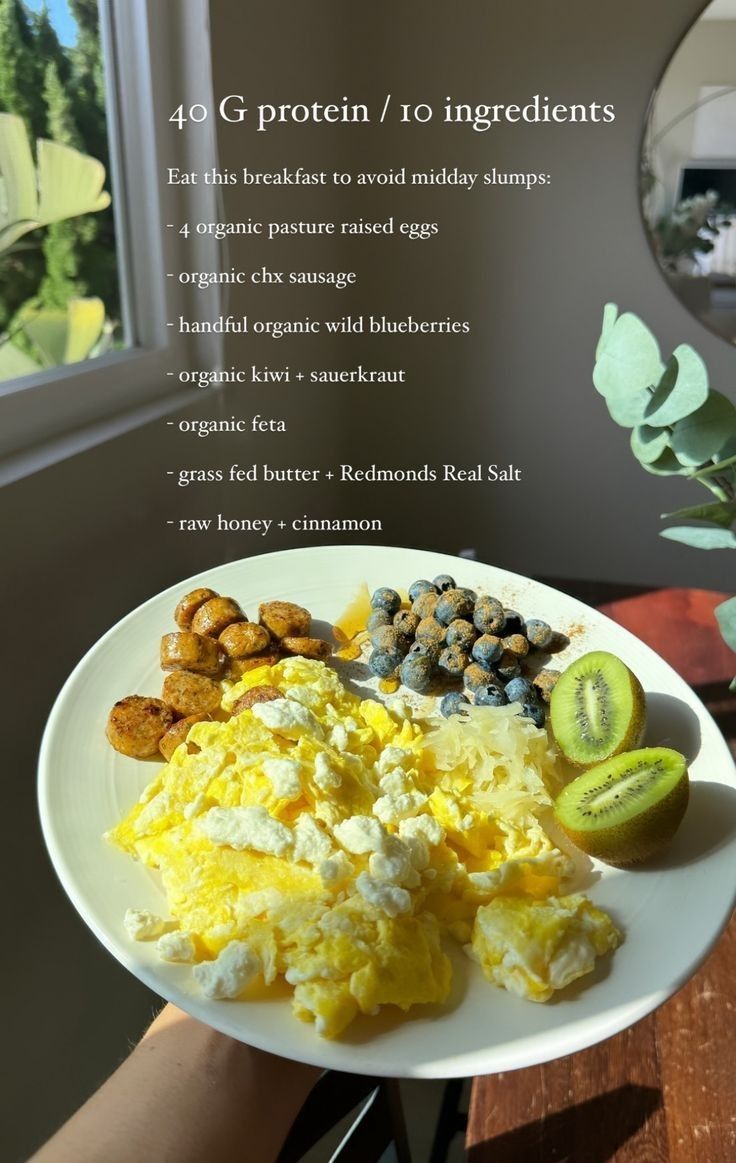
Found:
35,139 -> 110,227
631,424 -> 670,464
715,596 -> 736,651
593,312 -> 664,427
643,345 -> 709,427
0,113 -> 38,250
0,114 -> 111,254
662,500 -> 736,528
595,302 -> 619,360
21,298 -> 106,368
660,526 -> 736,549
64,298 -> 105,364
716,435 -> 736,464
22,310 -> 69,367
641,448 -> 685,476
0,340 -> 41,383
670,389 -> 736,467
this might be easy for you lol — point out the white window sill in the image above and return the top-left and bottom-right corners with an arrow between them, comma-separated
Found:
0,380 -> 207,488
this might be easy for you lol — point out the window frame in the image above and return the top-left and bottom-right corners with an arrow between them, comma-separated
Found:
0,0 -> 223,479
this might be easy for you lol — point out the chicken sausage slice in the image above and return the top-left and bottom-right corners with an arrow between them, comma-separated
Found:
218,621 -> 271,659
106,696 -> 175,759
174,587 -> 219,630
258,600 -> 311,640
159,714 -> 209,761
161,671 -> 222,717
160,632 -> 222,676
279,636 -> 332,661
231,686 -> 284,715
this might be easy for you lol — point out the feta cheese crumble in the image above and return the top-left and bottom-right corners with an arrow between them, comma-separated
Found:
251,700 -> 323,740
261,757 -> 303,801
157,931 -> 196,963
333,815 -> 388,855
293,813 -> 334,865
123,908 -> 167,941
199,806 -> 293,857
355,872 -> 412,918
193,940 -> 261,999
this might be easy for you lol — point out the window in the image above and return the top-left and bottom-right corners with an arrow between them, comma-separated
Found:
0,0 -> 222,478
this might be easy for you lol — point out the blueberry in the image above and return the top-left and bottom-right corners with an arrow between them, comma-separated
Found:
370,625 -> 410,655
409,640 -> 441,665
436,588 -> 475,626
371,587 -> 402,616
475,684 -> 508,707
520,700 -> 545,728
409,579 -> 438,602
446,619 -> 476,651
463,662 -> 493,692
502,609 -> 526,635
504,676 -> 534,704
415,616 -> 446,648
440,691 -> 470,719
501,633 -> 529,659
438,645 -> 470,679
432,574 -> 456,592
394,609 -> 420,638
472,634 -> 502,668
525,619 -> 553,650
496,651 -> 521,681
412,591 -> 439,620
400,654 -> 434,693
366,608 -> 392,632
473,596 -> 505,635
368,648 -> 402,678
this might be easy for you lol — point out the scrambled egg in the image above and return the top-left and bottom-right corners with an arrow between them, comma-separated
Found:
108,658 -> 621,1038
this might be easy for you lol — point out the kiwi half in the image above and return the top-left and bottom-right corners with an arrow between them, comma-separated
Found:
554,747 -> 689,866
550,651 -> 646,767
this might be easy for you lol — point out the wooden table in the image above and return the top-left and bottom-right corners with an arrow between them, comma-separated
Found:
466,586 -> 736,1163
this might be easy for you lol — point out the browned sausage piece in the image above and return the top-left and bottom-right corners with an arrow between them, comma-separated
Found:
231,685 -> 284,715
161,671 -> 222,717
159,714 -> 209,761
219,621 -> 271,659
106,696 -> 175,759
191,596 -> 246,638
229,652 -> 281,679
279,636 -> 332,661
258,600 -> 311,640
160,632 -> 222,676
174,587 -> 219,630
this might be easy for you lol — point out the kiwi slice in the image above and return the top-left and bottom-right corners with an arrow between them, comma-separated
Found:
554,747 -> 689,866
550,651 -> 645,767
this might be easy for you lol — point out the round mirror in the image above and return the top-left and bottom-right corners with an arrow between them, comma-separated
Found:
643,0 -> 736,345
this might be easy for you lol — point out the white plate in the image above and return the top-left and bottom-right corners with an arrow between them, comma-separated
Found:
38,546 -> 736,1078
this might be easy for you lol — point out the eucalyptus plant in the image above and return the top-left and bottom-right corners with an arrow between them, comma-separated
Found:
593,304 -> 736,689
